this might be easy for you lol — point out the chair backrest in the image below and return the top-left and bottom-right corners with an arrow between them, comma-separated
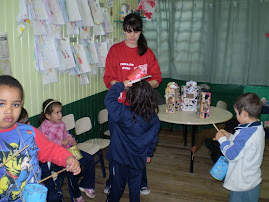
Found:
75,117 -> 92,136
216,100 -> 227,110
62,114 -> 75,131
98,109 -> 108,125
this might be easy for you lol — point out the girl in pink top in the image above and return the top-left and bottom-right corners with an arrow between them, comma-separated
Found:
38,99 -> 96,202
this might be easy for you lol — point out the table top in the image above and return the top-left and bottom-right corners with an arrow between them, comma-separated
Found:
158,104 -> 233,125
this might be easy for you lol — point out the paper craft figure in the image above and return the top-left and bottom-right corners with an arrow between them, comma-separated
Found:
39,36 -> 60,70
77,0 -> 94,26
33,20 -> 47,35
46,24 -> 62,39
88,38 -> 99,64
32,0 -> 49,20
65,0 -> 82,22
137,0 -> 157,21
102,8 -> 114,33
58,38 -> 76,70
42,68 -> 58,85
66,21 -> 79,35
89,0 -> 104,24
80,27 -> 91,39
48,0 -> 65,24
74,44 -> 91,74
97,41 -> 108,67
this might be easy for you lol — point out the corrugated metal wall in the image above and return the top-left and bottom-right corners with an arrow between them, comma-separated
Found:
0,0 -> 138,117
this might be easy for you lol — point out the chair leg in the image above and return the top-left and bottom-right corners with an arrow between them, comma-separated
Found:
67,176 -> 74,202
97,151 -> 106,178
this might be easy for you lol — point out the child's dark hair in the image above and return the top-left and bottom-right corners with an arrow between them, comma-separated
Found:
0,75 -> 24,100
18,107 -> 29,124
126,80 -> 158,122
38,99 -> 62,126
123,13 -> 147,56
233,93 -> 262,118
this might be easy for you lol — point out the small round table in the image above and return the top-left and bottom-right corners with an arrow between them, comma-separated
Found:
158,104 -> 233,173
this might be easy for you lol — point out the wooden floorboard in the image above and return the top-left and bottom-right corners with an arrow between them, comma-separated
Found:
60,128 -> 269,202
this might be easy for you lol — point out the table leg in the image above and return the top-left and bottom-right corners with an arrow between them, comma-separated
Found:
183,125 -> 187,146
190,125 -> 198,173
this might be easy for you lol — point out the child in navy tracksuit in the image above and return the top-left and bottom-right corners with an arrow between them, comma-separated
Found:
105,80 -> 160,202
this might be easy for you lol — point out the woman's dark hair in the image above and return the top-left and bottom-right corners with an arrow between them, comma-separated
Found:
38,99 -> 62,126
0,75 -> 24,100
18,107 -> 29,124
233,93 -> 262,118
126,80 -> 159,122
123,13 -> 147,56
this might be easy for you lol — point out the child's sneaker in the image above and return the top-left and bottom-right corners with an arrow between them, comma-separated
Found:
140,187 -> 150,195
74,196 -> 84,202
79,187 -> 96,198
104,185 -> 110,194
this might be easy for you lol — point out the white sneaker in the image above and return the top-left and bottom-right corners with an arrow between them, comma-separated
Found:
104,186 -> 110,194
140,187 -> 150,195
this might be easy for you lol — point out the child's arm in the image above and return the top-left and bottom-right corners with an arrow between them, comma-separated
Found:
213,129 -> 230,141
104,81 -> 131,122
147,117 -> 160,158
34,127 -> 78,168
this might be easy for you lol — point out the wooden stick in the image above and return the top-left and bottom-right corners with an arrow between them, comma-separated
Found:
38,168 -> 67,184
0,145 -> 29,168
213,123 -> 219,132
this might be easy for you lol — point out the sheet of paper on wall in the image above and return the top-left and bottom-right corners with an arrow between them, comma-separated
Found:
107,38 -> 113,51
97,41 -> 108,68
77,0 -> 94,27
58,38 -> 76,70
0,59 -> 12,76
42,68 -> 58,84
93,23 -> 105,36
32,0 -> 49,20
65,0 -> 82,22
34,36 -> 44,71
74,44 -> 91,74
137,0 -> 157,21
79,73 -> 89,85
88,39 -> 99,64
46,24 -> 62,39
48,0 -> 65,25
66,21 -> 79,35
0,33 -> 10,59
33,20 -> 47,35
88,63 -> 97,75
102,8 -> 114,33
80,27 -> 91,39
89,0 -> 104,24
107,0 -> 114,8
40,36 -> 60,69
16,0 -> 29,36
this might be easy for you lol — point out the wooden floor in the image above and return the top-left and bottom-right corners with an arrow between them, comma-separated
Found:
61,128 -> 269,202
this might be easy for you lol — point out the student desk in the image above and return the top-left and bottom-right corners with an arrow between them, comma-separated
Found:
157,104 -> 233,173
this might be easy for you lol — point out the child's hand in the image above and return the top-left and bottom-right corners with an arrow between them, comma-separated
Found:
66,156 -> 81,175
70,139 -> 77,146
62,139 -> 69,145
213,129 -> 229,141
123,80 -> 132,89
146,157 -> 151,163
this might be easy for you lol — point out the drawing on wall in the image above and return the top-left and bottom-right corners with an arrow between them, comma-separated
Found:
80,73 -> 90,85
33,20 -> 47,35
58,38 -> 76,70
42,68 -> 58,85
66,21 -> 79,35
80,27 -> 91,39
93,23 -> 105,36
77,0 -> 94,27
48,0 -> 65,25
137,0 -> 157,21
0,59 -> 12,76
66,0 -> 82,22
32,0 -> 49,20
0,33 -> 12,76
97,41 -> 108,68
88,39 -> 99,64
89,0 -> 104,24
102,8 -> 114,33
39,36 -> 60,69
46,24 -> 62,39
74,44 -> 91,74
